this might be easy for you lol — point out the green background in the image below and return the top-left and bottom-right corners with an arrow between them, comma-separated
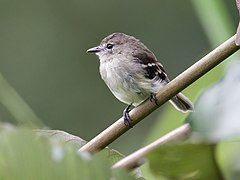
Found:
0,0 -> 237,154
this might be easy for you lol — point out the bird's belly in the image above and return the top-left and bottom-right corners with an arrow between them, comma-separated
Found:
100,61 -> 150,106
109,81 -> 149,106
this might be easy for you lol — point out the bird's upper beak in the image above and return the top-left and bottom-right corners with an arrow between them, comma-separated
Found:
87,46 -> 103,53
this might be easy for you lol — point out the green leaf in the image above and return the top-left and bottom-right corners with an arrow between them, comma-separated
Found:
187,61 -> 240,141
147,142 -> 223,179
35,129 -> 87,149
35,129 -> 125,163
0,127 -> 135,180
216,140 -> 240,180
35,128 -> 144,179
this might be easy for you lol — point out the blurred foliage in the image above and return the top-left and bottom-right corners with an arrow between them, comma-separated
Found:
148,143 -> 222,179
0,73 -> 45,128
0,125 -> 135,180
192,0 -> 235,46
35,129 -> 128,166
187,62 -> 240,141
217,141 -> 240,180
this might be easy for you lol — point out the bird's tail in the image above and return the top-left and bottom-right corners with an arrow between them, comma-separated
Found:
169,93 -> 194,112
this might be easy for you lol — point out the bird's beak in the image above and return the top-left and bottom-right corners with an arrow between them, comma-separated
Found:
87,46 -> 103,53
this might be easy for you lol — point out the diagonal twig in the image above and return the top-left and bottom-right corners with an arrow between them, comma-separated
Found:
112,123 -> 191,170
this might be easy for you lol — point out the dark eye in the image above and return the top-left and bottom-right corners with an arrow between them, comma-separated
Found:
106,43 -> 113,49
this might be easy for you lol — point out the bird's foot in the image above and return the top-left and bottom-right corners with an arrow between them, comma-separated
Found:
150,93 -> 159,106
123,104 -> 133,128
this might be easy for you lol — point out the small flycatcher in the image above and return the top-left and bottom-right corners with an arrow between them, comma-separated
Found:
87,32 -> 193,127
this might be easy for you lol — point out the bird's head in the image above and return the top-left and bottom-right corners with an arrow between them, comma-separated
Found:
87,32 -> 141,60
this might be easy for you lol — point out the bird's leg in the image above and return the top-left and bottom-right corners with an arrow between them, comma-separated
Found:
150,93 -> 159,106
123,104 -> 133,128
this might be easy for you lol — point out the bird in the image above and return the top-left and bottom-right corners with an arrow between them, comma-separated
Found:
87,32 -> 194,127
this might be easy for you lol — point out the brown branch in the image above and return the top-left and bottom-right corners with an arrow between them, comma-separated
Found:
112,123 -> 191,169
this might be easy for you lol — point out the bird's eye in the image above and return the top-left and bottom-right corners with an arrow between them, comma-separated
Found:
106,43 -> 113,49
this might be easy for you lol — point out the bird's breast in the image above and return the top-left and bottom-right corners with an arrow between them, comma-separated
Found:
99,57 -> 152,105
99,57 -> 129,91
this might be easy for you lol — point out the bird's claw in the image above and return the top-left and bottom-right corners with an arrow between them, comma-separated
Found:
123,104 -> 133,128
150,93 -> 159,106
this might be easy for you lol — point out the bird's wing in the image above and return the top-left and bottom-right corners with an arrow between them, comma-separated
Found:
133,52 -> 169,82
